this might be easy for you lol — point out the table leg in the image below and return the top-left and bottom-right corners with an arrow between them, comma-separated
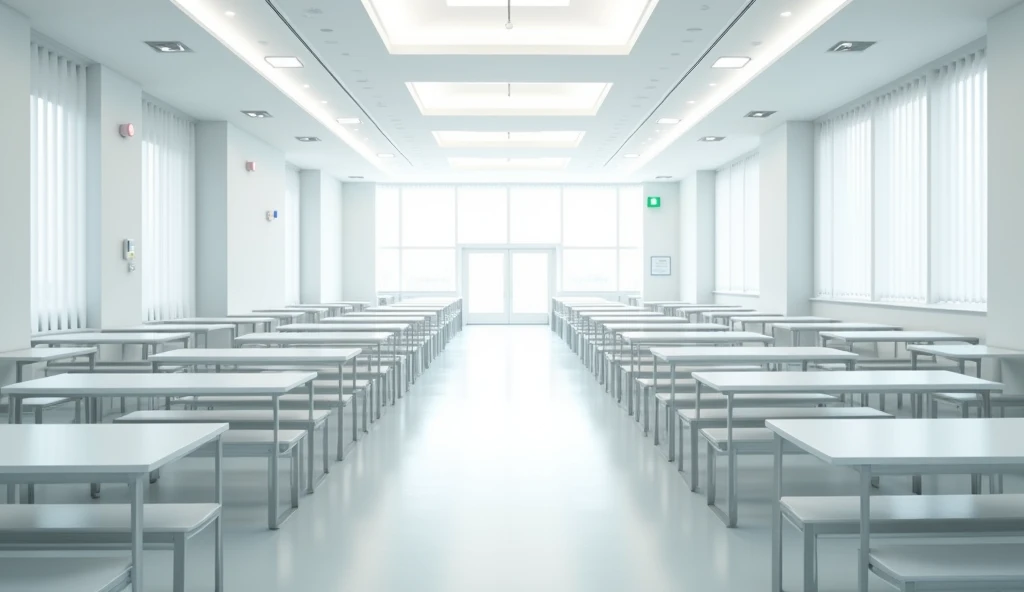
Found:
858,467 -> 871,592
337,363 -> 345,460
772,434 -> 784,592
668,364 -> 676,462
727,392 -> 737,527
214,435 -> 224,592
271,395 -> 282,529
130,475 -> 145,592
352,358 -> 359,442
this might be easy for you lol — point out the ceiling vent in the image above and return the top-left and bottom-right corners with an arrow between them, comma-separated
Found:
828,41 -> 876,53
745,110 -> 776,119
145,41 -> 192,53
241,110 -> 273,119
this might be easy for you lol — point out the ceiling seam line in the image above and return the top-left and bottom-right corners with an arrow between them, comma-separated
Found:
603,0 -> 759,169
263,0 -> 413,166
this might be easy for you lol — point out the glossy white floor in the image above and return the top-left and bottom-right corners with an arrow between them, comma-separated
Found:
25,326 -> 1013,591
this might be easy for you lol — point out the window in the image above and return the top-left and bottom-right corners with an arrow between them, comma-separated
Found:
141,100 -> 196,320
282,166 -> 300,304
509,186 -> 560,243
562,186 -> 617,247
401,186 -> 455,247
30,43 -> 88,333
814,47 -> 988,308
457,186 -> 507,244
714,154 -> 759,294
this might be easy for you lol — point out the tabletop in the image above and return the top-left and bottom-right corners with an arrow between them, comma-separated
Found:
255,308 -> 328,314
0,423 -> 227,474
621,331 -> 772,344
736,316 -> 835,324
234,332 -> 392,345
323,316 -> 427,323
234,311 -> 304,319
275,323 -> 407,333
604,323 -> 695,332
1,371 -> 318,396
0,347 -> 97,362
691,370 -> 1003,393
771,322 -> 900,332
703,311 -> 779,318
907,344 -> 1024,359
820,330 -> 978,343
103,324 -> 234,333
149,348 -> 361,364
154,317 -> 275,325
680,307 -> 755,314
767,418 -> 1024,466
31,332 -> 191,345
651,346 -> 858,363
285,305 -> 335,310
586,315 -> 672,322
661,304 -> 741,310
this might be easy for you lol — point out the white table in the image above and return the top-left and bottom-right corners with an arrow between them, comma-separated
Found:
732,316 -> 835,333
287,303 -> 352,317
771,322 -> 900,346
152,317 -> 276,336
820,330 -> 980,350
909,344 -> 1024,380
255,307 -> 328,323
679,307 -> 755,322
103,324 -> 233,348
0,423 -> 227,592
150,348 -> 362,454
31,333 -> 191,358
0,347 -> 97,382
1,372 -> 317,520
767,418 -> 1024,592
701,310 -> 780,325
234,311 -> 303,326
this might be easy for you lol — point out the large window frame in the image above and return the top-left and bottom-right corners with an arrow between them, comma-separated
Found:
714,153 -> 760,295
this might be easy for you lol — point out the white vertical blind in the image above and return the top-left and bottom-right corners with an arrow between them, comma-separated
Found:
931,49 -> 987,306
874,78 -> 928,303
283,165 -> 301,304
141,100 -> 195,321
714,154 -> 759,294
29,43 -> 87,333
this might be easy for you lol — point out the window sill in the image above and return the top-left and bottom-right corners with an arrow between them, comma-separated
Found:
712,291 -> 760,297
809,297 -> 986,315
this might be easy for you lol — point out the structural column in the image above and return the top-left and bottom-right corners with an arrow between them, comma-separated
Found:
679,171 -> 716,303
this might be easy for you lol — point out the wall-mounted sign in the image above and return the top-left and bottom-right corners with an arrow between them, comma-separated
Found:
646,196 -> 661,208
650,256 -> 671,276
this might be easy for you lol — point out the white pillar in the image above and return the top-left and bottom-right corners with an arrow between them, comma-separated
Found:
300,170 -> 344,303
642,182 -> 681,301
679,171 -> 716,303
341,182 -> 377,303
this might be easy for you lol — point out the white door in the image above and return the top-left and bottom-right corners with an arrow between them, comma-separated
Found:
463,249 -> 553,324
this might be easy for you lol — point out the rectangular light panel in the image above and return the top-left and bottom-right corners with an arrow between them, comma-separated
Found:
448,157 -> 571,170
407,82 -> 612,116
433,130 -> 584,148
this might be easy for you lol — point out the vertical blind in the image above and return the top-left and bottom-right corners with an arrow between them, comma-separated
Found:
284,166 -> 301,304
29,43 -> 87,333
714,154 -> 759,294
814,48 -> 988,307
141,100 -> 196,321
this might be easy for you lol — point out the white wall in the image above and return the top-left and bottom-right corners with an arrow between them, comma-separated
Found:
299,169 -> 344,302
341,182 -> 377,303
0,4 -> 31,359
85,64 -> 143,329
679,171 -> 715,303
299,170 -> 323,302
642,182 -> 680,300
194,122 -> 229,316
987,2 -> 1024,389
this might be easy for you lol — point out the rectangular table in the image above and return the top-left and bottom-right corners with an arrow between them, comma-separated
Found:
768,418 -> 1024,592
732,316 -> 835,333
701,310 -> 779,324
153,317 -> 276,336
255,308 -> 328,323
1,372 -> 318,522
0,423 -> 227,592
31,333 -> 192,359
908,344 -> 1024,379
820,330 -> 980,350
771,322 -> 900,346
0,347 -> 97,382
149,348 -> 362,454
103,324 -> 233,348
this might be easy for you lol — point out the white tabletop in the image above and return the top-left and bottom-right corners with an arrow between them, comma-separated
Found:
907,344 -> 1024,359
736,316 -> 835,324
0,423 -> 227,474
235,332 -> 391,346
650,346 -> 859,364
771,322 -> 900,332
578,310 -> 654,318
661,304 -> 740,310
0,347 -> 97,363
703,311 -> 778,319
275,323 -> 406,333
767,418 -> 1024,466
345,312 -> 433,318
234,311 -> 304,320
690,370 -> 1003,394
154,317 -> 275,325
323,316 -> 427,323
604,323 -> 695,332
821,330 -> 978,343
1,371 -> 318,396
680,307 -> 755,314
284,305 -> 333,311
104,324 -> 234,334
255,308 -> 328,315
149,348 -> 361,364
621,331 -> 772,344
31,332 -> 191,345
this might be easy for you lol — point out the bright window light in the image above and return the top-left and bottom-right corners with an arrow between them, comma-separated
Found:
712,56 -> 751,69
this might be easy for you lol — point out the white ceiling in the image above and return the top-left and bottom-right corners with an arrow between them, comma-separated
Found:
3,0 -> 1020,183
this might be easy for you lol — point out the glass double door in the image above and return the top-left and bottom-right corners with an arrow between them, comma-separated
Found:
463,249 -> 553,324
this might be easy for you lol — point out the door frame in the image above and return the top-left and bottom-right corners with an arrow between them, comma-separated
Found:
460,246 -> 555,325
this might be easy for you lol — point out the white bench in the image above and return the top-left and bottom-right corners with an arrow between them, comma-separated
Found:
0,503 -> 220,592
929,392 -> 1024,417
869,543 -> 1024,592
0,557 -> 131,592
781,494 -> 1024,592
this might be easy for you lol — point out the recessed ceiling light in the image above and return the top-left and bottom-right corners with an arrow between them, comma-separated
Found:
265,56 -> 303,68
655,175 -> 673,179
624,153 -> 640,158
295,136 -> 321,142
224,10 -> 235,17
241,110 -> 272,119
657,117 -> 681,124
320,100 -> 328,104
828,41 -> 877,53
336,117 -> 361,125
745,110 -> 777,118
377,153 -> 395,158
709,83 -> 717,87
780,11 -> 792,17
302,84 -> 310,89
712,56 -> 751,69
145,41 -> 192,53
699,136 -> 725,142
687,100 -> 696,104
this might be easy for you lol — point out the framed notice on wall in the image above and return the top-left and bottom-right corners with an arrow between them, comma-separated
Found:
650,256 -> 671,276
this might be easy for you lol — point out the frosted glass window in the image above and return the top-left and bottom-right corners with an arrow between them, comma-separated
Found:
562,186 -> 617,247
618,248 -> 642,292
401,249 -> 456,291
509,186 -> 561,243
375,186 -> 400,247
618,187 -> 643,248
401,186 -> 455,246
457,186 -> 508,244
376,248 -> 400,292
562,249 -> 617,291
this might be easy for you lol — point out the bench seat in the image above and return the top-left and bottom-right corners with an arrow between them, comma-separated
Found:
0,557 -> 131,592
929,392 -> 1024,417
869,543 -> 1024,591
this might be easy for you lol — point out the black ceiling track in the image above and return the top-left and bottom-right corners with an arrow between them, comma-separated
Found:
264,0 -> 413,166
604,0 -> 758,167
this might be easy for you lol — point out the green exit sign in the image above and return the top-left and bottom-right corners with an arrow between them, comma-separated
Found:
647,196 -> 661,208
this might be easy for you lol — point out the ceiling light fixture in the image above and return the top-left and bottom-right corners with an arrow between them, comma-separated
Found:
145,41 -> 193,53
295,136 -> 321,142
828,40 -> 877,53
336,117 -> 361,125
264,56 -> 303,68
699,136 -> 725,142
780,11 -> 792,17
624,153 -> 640,158
711,56 -> 751,69
505,0 -> 513,29
224,10 -> 235,17
657,117 -> 681,124
745,110 -> 777,118
241,110 -> 272,118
